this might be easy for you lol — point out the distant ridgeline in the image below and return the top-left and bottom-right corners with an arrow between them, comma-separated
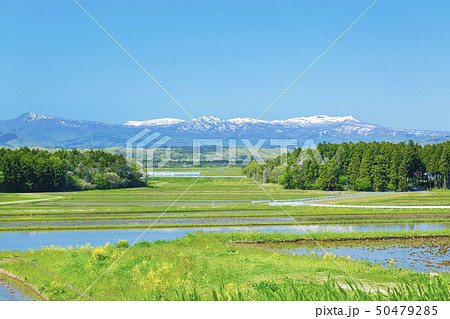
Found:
244,140 -> 450,191
0,148 -> 145,192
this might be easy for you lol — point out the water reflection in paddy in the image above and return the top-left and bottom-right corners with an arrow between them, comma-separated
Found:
0,278 -> 35,301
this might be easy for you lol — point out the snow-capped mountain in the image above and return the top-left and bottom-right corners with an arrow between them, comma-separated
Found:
0,112 -> 448,148
121,114 -> 433,140
124,115 -> 365,135
226,115 -> 359,126
126,115 -> 359,128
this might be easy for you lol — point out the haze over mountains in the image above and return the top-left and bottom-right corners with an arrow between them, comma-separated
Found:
0,112 -> 448,148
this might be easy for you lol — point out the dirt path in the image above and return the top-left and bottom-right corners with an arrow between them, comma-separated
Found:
0,195 -> 63,205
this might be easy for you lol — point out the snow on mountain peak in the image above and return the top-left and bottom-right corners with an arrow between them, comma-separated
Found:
283,115 -> 359,125
228,118 -> 268,125
195,115 -> 222,122
123,118 -> 185,126
123,115 -> 360,128
21,112 -> 51,122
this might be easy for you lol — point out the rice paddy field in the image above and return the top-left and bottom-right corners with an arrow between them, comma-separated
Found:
1,178 -> 448,231
0,176 -> 449,301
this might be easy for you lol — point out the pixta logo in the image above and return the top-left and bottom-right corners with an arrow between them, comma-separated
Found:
126,131 -> 329,170
126,129 -> 172,180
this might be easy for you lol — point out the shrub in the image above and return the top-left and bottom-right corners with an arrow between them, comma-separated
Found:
115,239 -> 130,248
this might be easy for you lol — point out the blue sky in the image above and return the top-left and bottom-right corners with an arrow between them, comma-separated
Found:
1,0 -> 449,130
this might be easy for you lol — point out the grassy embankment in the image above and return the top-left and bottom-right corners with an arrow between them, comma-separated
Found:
0,231 -> 448,301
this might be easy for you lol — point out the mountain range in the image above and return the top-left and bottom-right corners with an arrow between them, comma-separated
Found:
0,112 -> 448,148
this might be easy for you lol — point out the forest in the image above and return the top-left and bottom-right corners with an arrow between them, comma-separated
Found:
244,140 -> 450,191
0,148 -> 144,192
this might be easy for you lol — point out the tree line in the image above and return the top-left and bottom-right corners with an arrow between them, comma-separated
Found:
0,148 -> 145,192
244,140 -> 450,191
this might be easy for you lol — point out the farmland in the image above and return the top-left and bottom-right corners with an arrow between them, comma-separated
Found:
0,178 -> 449,232
0,177 -> 449,301
0,232 -> 449,301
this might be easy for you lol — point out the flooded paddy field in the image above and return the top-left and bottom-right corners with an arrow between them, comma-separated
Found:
3,215 -> 447,229
0,223 -> 448,251
1,211 -> 448,232
278,238 -> 450,273
293,212 -> 450,222
0,216 -> 294,228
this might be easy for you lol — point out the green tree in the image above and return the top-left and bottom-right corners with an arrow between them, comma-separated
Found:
355,178 -> 373,191
439,142 -> 450,189
242,140 -> 449,192
0,171 -> 4,191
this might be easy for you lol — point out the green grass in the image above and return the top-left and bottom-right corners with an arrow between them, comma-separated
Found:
211,229 -> 450,243
0,232 -> 448,301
